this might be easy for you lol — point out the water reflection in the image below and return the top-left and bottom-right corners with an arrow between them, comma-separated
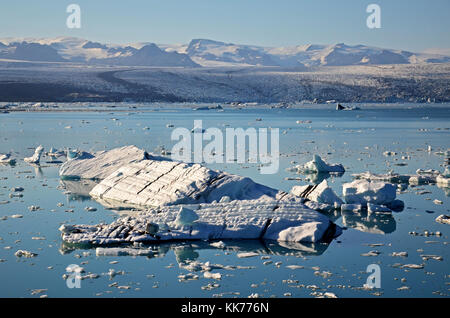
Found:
341,210 -> 396,234
59,179 -> 98,201
59,239 -> 332,262
303,172 -> 344,184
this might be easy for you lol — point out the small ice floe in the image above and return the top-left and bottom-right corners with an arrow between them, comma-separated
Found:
336,103 -> 359,111
14,250 -> 37,258
361,250 -> 380,257
400,264 -> 424,269
436,174 -> 450,187
237,252 -> 259,258
10,214 -> 23,219
0,153 -> 16,165
286,265 -> 304,270
210,241 -> 226,249
24,145 -> 44,164
391,252 -> 408,257
290,180 -> 343,208
292,155 -> 345,174
28,205 -> 40,212
204,272 -> 221,280
95,247 -> 153,257
31,289 -> 47,296
342,180 -> 397,207
435,215 -> 450,225
420,255 -> 443,261
84,207 -> 97,212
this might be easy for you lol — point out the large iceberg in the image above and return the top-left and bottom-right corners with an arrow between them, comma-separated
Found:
342,179 -> 397,206
89,159 -> 281,209
59,199 -> 341,245
59,145 -> 150,180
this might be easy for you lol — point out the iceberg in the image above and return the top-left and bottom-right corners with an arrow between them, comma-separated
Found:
294,155 -> 345,174
342,179 -> 397,206
0,153 -> 16,165
59,145 -> 150,180
290,180 -> 343,207
24,145 -> 44,164
59,200 -> 341,245
89,158 -> 281,209
435,214 -> 450,225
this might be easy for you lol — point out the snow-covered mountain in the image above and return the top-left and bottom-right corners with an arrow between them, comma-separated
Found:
0,37 -> 199,67
0,36 -> 449,67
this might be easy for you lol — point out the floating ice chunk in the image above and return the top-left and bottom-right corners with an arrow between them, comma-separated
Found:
14,250 -> 37,258
59,145 -> 150,180
342,180 -> 396,206
295,155 -> 345,174
266,221 -> 332,243
204,272 -> 221,280
0,153 -> 16,165
416,169 -> 441,176
408,175 -> 436,185
443,166 -> 450,178
210,241 -> 226,249
436,175 -> 449,187
291,180 -> 343,207
435,215 -> 450,225
175,207 -> 199,226
24,145 -> 44,164
237,252 -> 259,258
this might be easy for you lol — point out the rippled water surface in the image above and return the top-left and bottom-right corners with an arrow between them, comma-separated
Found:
0,104 -> 449,297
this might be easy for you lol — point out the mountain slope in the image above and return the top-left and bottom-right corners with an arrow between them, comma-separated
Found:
0,36 -> 449,67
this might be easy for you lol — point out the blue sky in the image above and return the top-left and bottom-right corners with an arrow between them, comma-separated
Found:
0,0 -> 449,52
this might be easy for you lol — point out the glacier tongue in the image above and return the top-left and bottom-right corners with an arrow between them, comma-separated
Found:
59,200 -> 340,245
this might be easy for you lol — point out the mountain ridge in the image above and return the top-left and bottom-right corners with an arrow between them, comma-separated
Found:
0,36 -> 449,67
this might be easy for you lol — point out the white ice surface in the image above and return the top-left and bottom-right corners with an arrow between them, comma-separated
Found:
343,179 -> 397,206
60,200 -> 339,245
59,145 -> 150,180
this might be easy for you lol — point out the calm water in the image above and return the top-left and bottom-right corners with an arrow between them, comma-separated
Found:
0,104 -> 449,298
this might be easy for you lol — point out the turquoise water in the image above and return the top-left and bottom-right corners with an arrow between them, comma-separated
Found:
0,104 -> 449,298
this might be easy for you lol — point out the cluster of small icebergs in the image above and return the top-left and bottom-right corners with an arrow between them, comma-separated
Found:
55,145 -> 449,246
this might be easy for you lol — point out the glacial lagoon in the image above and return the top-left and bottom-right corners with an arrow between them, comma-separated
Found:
0,103 -> 449,298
